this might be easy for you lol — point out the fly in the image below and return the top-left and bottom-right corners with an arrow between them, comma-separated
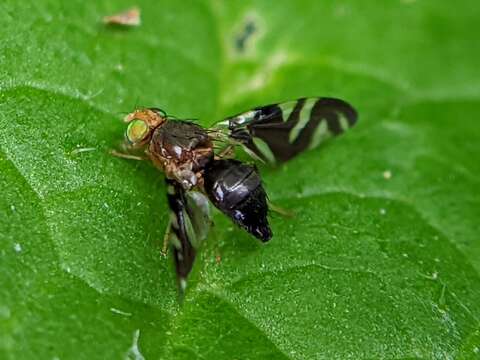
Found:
116,97 -> 358,294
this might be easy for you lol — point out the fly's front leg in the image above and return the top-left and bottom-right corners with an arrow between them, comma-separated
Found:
110,140 -> 150,161
110,149 -> 148,161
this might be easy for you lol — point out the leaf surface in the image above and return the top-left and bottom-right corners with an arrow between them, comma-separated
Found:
1,1 -> 479,359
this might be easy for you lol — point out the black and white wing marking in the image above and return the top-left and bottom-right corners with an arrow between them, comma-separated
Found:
166,179 -> 211,292
214,97 -> 358,164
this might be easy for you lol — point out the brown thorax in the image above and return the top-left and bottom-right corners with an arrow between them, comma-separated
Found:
148,120 -> 214,190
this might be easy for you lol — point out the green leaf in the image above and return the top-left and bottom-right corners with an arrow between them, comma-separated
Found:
1,1 -> 479,359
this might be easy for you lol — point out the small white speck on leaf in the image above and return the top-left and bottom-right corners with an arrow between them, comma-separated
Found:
431,271 -> 438,280
473,346 -> 479,354
125,329 -> 145,360
103,202 -> 109,209
13,243 -> 22,252
70,147 -> 97,155
382,170 -> 392,180
402,253 -> 408,258
379,208 -> 387,215
110,308 -> 132,317
10,205 -> 16,212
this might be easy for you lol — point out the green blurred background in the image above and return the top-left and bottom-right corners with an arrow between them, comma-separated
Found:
1,1 -> 479,359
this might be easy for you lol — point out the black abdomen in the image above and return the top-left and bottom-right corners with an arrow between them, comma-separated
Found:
203,159 -> 272,241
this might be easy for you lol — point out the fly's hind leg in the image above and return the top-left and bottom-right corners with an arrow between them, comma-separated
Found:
268,201 -> 295,218
161,220 -> 171,257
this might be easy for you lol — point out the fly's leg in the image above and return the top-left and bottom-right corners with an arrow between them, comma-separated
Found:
215,246 -> 222,264
161,220 -> 171,257
110,149 -> 147,161
268,201 -> 295,218
215,145 -> 235,159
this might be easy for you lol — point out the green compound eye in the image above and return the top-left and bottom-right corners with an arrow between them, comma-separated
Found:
126,119 -> 149,143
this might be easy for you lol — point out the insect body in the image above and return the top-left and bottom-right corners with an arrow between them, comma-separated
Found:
121,97 -> 358,293
125,108 -> 213,189
204,159 -> 271,241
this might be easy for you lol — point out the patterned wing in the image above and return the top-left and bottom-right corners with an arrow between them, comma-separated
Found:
166,179 -> 211,293
214,97 -> 358,164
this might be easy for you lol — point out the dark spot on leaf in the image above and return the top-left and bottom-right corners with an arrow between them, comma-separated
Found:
234,18 -> 258,53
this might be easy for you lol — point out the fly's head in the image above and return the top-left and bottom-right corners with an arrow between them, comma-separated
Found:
123,108 -> 166,149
